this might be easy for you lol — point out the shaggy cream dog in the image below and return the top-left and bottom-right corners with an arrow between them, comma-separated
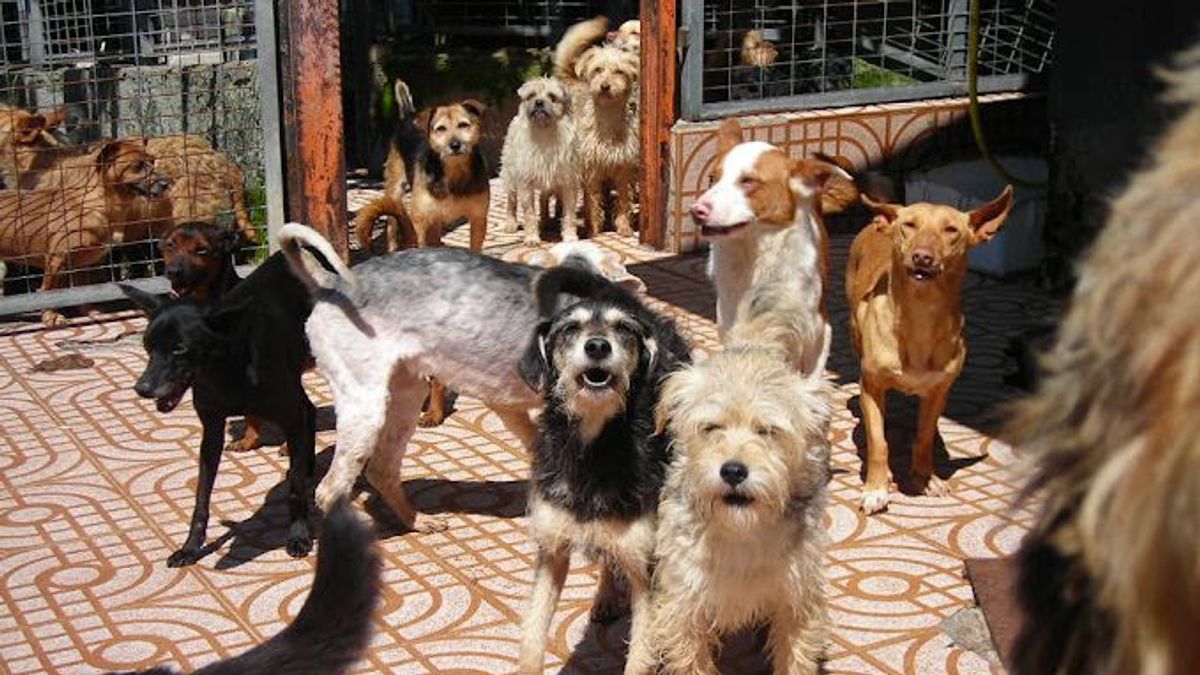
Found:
499,76 -> 580,245
650,345 -> 831,674
555,16 -> 640,238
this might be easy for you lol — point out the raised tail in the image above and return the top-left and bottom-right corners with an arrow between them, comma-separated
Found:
191,500 -> 379,675
393,79 -> 415,121
554,16 -> 608,83
277,222 -> 360,299
352,195 -> 408,251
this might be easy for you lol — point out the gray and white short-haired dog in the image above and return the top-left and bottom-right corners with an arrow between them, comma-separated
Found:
276,223 -> 630,532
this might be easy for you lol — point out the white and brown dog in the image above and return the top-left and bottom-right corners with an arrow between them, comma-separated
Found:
555,16 -> 641,238
689,119 -> 856,378
499,76 -> 580,245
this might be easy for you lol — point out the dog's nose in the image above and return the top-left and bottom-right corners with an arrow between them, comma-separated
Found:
690,200 -> 711,224
600,83 -> 612,93
584,337 -> 612,360
911,249 -> 935,268
448,139 -> 463,153
133,377 -> 155,399
720,461 -> 748,486
533,99 -> 545,109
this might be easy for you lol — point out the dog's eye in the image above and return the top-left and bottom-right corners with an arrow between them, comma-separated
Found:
943,225 -> 959,236
901,221 -> 917,230
548,93 -> 559,102
435,124 -> 447,133
755,424 -> 780,437
738,175 -> 758,190
457,121 -> 470,129
701,423 -> 722,434
196,247 -> 209,256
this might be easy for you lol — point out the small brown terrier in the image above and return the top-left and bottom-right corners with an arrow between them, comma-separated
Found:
0,138 -> 171,324
846,186 -> 1013,513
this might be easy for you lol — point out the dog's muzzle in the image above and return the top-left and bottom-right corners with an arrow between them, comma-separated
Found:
578,337 -> 615,390
529,105 -> 552,125
719,460 -> 755,507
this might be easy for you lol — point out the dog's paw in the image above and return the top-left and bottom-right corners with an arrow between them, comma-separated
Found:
41,309 -> 67,327
614,215 -> 635,237
501,219 -> 520,234
560,227 -> 579,243
315,482 -> 342,513
919,474 -> 951,497
418,410 -> 446,428
859,487 -> 890,515
223,438 -> 255,453
286,535 -> 313,558
523,232 -> 542,247
411,513 -> 449,534
167,547 -> 202,568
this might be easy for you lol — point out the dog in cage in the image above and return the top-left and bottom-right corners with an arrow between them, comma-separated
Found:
0,138 -> 171,325
555,16 -> 641,238
0,103 -> 257,245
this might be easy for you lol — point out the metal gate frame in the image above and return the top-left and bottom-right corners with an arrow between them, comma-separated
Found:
679,0 -> 1043,121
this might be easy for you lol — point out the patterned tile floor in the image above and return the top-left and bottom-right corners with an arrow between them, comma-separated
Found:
0,190 -> 1057,674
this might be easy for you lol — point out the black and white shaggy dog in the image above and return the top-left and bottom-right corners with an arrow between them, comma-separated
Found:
516,266 -> 691,674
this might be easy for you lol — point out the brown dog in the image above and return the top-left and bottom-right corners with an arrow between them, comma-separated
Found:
354,80 -> 490,254
0,138 -> 172,324
160,221 -> 241,303
0,105 -> 256,244
846,186 -> 1013,513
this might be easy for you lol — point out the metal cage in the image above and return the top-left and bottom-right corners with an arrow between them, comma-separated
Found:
681,0 -> 1055,120
0,0 -> 270,320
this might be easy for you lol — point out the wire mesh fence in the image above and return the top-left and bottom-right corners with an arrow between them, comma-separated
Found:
0,0 -> 266,320
682,0 -> 1055,119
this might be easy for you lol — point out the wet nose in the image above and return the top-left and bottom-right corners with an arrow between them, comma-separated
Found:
533,99 -> 545,109
448,139 -> 463,153
600,83 -> 612,93
720,460 -> 748,486
690,200 -> 711,224
133,376 -> 155,399
911,249 -> 935,268
584,337 -> 611,360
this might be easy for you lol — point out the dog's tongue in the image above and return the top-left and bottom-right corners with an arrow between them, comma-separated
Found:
156,391 -> 183,413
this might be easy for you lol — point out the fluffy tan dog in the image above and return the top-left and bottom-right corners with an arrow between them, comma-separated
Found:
847,186 -> 1013,513
650,345 -> 831,674
555,16 -> 640,238
1008,46 -> 1200,675
741,30 -> 779,68
499,77 -> 579,245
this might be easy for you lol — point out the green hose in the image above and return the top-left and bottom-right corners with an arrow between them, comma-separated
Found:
967,0 -> 1047,188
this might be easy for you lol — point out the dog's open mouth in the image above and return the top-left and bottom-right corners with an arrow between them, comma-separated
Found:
700,222 -> 749,239
529,108 -> 552,124
154,379 -> 192,413
908,267 -> 940,282
722,492 -> 755,508
580,367 -> 614,390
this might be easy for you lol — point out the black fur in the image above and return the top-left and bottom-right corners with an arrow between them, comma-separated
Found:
107,499 -> 380,675
121,252 -> 315,567
520,267 -> 691,521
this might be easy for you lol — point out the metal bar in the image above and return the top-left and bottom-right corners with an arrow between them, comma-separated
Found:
0,266 -> 257,316
254,0 -> 286,249
946,0 -> 969,80
277,0 -> 348,260
639,0 -> 676,250
679,0 -> 703,121
692,74 -> 1034,121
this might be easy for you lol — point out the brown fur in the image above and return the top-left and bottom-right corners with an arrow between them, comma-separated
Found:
0,139 -> 172,324
0,105 -> 255,244
846,186 -> 1013,513
1008,45 -> 1200,675
741,30 -> 779,69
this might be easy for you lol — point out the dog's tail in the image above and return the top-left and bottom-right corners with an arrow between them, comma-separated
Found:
534,263 -> 634,318
193,500 -> 379,675
277,222 -> 361,300
393,79 -> 415,122
811,152 -> 860,216
352,195 -> 408,252
554,16 -> 608,82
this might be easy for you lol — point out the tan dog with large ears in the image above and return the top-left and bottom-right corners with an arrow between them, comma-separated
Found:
846,186 -> 1013,513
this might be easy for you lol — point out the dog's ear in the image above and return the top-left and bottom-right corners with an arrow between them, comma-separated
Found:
518,320 -> 555,393
97,139 -> 137,168
218,227 -> 242,255
415,107 -> 435,134
13,113 -> 48,144
653,368 -> 690,435
862,194 -> 900,226
460,99 -> 487,120
575,49 -> 596,79
716,118 -> 743,155
119,283 -> 164,314
969,185 -> 1015,244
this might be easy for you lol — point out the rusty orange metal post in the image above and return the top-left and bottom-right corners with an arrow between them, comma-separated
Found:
638,0 -> 677,250
277,0 -> 349,260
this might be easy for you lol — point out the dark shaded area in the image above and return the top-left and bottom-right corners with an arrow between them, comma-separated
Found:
965,556 -> 1022,672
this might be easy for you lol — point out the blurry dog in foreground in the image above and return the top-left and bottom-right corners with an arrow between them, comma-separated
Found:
499,77 -> 579,245
847,184 -> 1013,514
516,266 -> 691,674
1009,45 -> 1200,675
556,16 -> 641,237
651,344 -> 831,674
109,500 -> 379,675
